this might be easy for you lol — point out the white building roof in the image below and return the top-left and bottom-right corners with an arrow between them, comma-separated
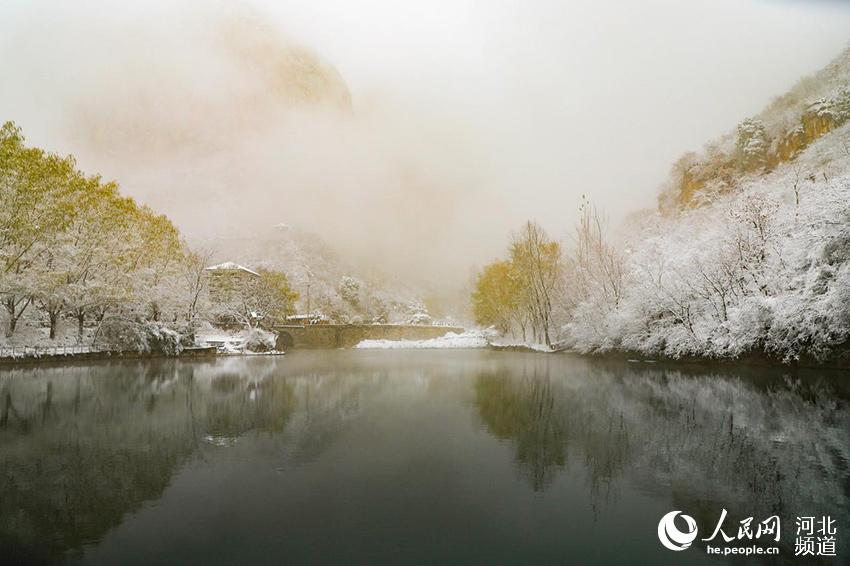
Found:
204,262 -> 260,277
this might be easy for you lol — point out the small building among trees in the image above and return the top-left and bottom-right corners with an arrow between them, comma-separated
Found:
205,261 -> 298,329
204,262 -> 260,303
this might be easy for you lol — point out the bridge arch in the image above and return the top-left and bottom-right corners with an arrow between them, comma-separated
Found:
276,331 -> 294,351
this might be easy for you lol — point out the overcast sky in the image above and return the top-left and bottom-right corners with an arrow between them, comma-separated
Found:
2,0 -> 849,284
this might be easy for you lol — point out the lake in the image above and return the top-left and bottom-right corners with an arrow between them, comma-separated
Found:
1,351 -> 848,565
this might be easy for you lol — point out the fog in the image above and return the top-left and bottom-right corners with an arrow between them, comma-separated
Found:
2,0 -> 849,287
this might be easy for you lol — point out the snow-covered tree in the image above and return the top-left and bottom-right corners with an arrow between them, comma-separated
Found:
338,275 -> 362,308
736,118 -> 770,171
214,268 -> 298,329
509,221 -> 562,347
406,300 -> 432,325
0,122 -> 212,346
0,122 -> 81,336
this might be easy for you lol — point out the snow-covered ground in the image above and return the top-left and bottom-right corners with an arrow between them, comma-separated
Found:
354,329 -> 496,350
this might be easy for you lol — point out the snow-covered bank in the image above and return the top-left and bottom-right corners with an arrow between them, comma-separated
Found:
354,329 -> 558,352
196,327 -> 278,354
564,122 -> 850,364
355,329 -> 495,350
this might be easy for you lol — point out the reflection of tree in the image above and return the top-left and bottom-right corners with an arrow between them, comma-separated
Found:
575,410 -> 630,511
0,359 -> 297,561
205,374 -> 296,437
253,379 -> 297,433
0,365 -> 198,560
281,370 -> 393,466
600,365 -> 850,556
475,371 -> 567,491
473,366 -> 633,497
472,355 -> 850,539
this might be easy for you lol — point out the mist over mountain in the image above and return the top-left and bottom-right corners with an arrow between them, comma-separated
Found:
1,5 -> 499,294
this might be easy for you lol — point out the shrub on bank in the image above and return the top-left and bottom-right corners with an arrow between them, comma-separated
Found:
93,318 -> 184,355
245,328 -> 277,352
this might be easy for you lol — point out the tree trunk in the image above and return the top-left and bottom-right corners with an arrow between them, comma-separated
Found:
4,296 -> 31,338
4,298 -> 15,338
77,313 -> 85,342
49,312 -> 58,340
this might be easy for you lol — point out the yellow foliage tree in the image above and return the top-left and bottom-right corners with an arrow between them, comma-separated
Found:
472,260 -> 522,335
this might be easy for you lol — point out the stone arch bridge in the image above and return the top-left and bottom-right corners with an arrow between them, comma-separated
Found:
273,324 -> 464,350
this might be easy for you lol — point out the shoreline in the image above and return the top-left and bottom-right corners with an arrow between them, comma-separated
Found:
485,342 -> 850,372
0,346 -> 221,367
566,348 -> 850,372
3,342 -> 849,373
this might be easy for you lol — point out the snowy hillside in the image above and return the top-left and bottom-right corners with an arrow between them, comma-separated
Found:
564,119 -> 850,363
659,46 -> 850,209
558,45 -> 850,364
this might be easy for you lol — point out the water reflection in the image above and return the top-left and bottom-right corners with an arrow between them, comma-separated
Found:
471,356 -> 850,555
0,352 -> 847,564
475,371 -> 568,491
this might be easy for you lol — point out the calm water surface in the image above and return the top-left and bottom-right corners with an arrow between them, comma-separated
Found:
1,350 -> 848,565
